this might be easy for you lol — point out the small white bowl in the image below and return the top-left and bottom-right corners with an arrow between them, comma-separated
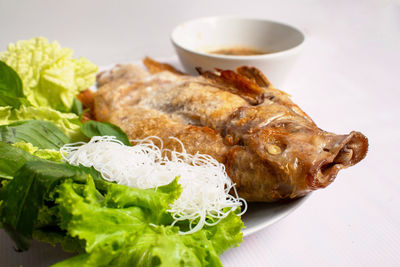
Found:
171,16 -> 305,88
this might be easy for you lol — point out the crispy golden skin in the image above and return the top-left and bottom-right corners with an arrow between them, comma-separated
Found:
93,59 -> 368,202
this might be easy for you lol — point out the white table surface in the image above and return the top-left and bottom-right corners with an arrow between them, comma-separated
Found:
1,0 -> 399,266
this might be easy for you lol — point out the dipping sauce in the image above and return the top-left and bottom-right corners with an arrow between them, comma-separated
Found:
208,46 -> 268,56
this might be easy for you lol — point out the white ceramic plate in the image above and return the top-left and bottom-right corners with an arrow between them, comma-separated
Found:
0,57 -> 310,266
242,194 -> 310,236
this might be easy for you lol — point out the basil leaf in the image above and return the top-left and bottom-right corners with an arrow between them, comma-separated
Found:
0,61 -> 27,108
70,98 -> 83,116
0,161 -> 83,251
0,93 -> 30,108
0,141 -> 37,179
0,120 -> 70,149
0,61 -> 24,98
0,155 -> 108,251
81,121 -> 131,146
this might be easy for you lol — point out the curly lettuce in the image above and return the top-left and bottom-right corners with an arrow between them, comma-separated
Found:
54,177 -> 243,267
12,141 -> 62,162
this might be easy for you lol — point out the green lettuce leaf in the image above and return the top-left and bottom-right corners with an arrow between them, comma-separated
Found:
53,177 -> 243,267
0,37 -> 98,112
33,228 -> 84,253
81,121 -> 131,146
33,204 -> 85,253
0,106 -> 85,142
12,141 -> 62,162
0,120 -> 69,149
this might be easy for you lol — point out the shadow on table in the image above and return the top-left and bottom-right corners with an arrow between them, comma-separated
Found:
1,230 -> 74,267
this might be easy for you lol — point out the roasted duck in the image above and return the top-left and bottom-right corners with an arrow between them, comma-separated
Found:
91,58 -> 368,202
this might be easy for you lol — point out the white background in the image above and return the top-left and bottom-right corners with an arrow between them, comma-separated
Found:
1,0 -> 399,266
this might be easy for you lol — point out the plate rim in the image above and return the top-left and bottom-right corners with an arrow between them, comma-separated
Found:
242,194 -> 311,237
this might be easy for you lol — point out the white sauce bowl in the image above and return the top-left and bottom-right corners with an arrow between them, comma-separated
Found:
171,16 -> 305,88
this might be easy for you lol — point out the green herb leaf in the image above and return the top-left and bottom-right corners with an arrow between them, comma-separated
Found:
0,141 -> 37,179
0,61 -> 23,98
0,61 -> 27,108
70,98 -> 83,116
81,121 -> 131,146
0,120 -> 70,149
0,93 -> 30,109
0,156 -> 108,251
0,161 -> 82,251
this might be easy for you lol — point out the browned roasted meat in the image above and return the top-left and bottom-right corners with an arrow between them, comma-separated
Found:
93,58 -> 368,202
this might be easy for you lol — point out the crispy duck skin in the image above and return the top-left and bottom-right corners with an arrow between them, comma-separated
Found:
93,58 -> 368,202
